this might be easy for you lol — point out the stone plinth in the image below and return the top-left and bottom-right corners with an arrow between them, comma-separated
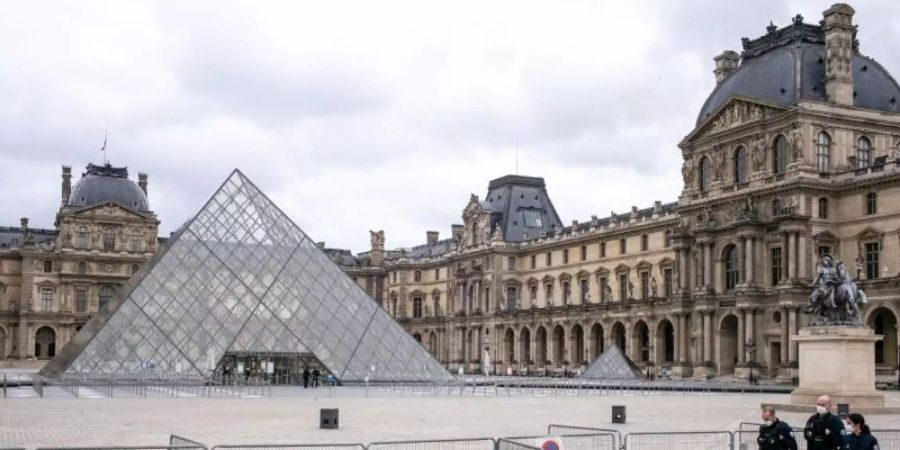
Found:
790,326 -> 884,408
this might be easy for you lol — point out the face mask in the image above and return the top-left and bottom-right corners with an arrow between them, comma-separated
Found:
764,420 -> 774,426
845,423 -> 854,433
816,405 -> 828,415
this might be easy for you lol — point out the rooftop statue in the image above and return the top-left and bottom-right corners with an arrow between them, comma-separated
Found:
804,255 -> 868,325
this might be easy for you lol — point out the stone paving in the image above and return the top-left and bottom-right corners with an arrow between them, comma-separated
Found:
2,387 -> 900,448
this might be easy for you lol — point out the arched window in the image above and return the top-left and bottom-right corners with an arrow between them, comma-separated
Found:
76,226 -> 90,249
817,132 -> 831,174
857,136 -> 872,169
130,230 -> 142,252
699,156 -> 711,192
733,146 -> 747,183
818,198 -> 829,219
35,326 -> 56,359
773,135 -> 787,175
103,227 -> 116,251
724,245 -> 740,290
99,285 -> 115,310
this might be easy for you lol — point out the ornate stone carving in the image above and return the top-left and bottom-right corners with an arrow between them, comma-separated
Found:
751,133 -> 768,172
681,159 -> 694,186
369,230 -> 385,251
711,149 -> 724,180
490,226 -> 503,243
789,122 -> 804,161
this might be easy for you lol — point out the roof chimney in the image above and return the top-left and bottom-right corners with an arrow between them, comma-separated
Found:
426,231 -> 439,246
823,3 -> 855,106
138,172 -> 148,196
61,166 -> 72,206
713,50 -> 740,84
451,224 -> 464,241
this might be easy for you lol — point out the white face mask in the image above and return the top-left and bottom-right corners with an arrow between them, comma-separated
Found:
816,405 -> 828,415
764,419 -> 774,426
845,423 -> 854,433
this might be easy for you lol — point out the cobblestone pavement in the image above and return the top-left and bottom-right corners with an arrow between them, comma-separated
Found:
2,387 -> 899,448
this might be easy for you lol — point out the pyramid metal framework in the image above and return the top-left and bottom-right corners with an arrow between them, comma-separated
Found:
578,345 -> 643,380
44,170 -> 450,382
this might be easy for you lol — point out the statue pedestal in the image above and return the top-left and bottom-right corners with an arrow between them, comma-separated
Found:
790,326 -> 884,408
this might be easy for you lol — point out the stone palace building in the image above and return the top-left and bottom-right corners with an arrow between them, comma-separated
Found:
1,4 -> 899,382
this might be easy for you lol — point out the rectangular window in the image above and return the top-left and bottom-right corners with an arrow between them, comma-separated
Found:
580,279 -> 589,302
599,276 -> 608,302
865,242 -> 879,280
392,272 -> 397,283
818,246 -> 832,258
640,271 -> 649,299
620,238 -> 626,255
563,249 -> 569,264
663,268 -> 673,298
414,271 -> 421,282
530,285 -> 537,302
866,192 -> 877,215
641,234 -> 649,251
580,245 -> 587,261
600,242 -> 606,258
619,273 -> 628,301
562,281 -> 570,305
545,283 -> 553,305
413,297 -> 423,318
530,255 -> 536,269
43,260 -> 52,273
76,289 -> 87,313
545,252 -> 552,267
771,247 -> 782,287
41,288 -> 53,312
434,268 -> 440,280
507,256 -> 516,271
506,286 -> 517,310
522,209 -> 543,228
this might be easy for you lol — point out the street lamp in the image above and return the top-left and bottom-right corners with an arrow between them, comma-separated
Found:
746,338 -> 757,385
642,342 -> 654,380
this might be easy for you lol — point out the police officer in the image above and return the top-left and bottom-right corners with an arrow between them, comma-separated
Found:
804,395 -> 848,450
757,406 -> 797,450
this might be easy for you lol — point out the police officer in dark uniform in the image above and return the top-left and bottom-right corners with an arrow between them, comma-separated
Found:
757,406 -> 797,450
804,395 -> 848,450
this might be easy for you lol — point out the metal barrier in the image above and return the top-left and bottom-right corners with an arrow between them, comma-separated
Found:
504,433 -> 616,450
872,430 -> 900,450
368,438 -> 496,450
212,445 -> 365,450
37,446 -> 206,450
495,440 -> 539,450
623,431 -> 733,450
546,425 -> 621,448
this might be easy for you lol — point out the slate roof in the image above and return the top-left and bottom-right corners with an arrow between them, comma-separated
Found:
67,163 -> 150,212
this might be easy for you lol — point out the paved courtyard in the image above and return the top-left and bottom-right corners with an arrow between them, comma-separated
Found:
2,387 -> 900,448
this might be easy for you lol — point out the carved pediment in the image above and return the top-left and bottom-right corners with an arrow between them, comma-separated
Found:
73,202 -> 147,219
689,97 -> 786,141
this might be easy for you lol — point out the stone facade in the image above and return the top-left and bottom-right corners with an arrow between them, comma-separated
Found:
337,6 -> 900,382
0,164 -> 160,365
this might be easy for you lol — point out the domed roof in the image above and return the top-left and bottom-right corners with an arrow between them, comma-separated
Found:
697,19 -> 900,125
68,163 -> 149,212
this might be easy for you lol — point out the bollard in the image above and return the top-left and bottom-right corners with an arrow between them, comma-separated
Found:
320,408 -> 339,429
612,405 -> 626,424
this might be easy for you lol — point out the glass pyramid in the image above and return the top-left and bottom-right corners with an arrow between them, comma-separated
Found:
44,170 -> 450,382
579,345 -> 643,380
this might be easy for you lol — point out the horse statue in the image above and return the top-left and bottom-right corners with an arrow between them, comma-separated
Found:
804,255 -> 867,325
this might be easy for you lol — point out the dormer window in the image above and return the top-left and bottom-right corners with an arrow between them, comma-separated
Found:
522,209 -> 543,229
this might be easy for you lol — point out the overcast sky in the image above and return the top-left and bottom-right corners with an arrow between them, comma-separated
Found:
2,1 -> 898,253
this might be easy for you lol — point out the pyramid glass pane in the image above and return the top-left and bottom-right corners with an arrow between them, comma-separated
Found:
579,345 -> 643,380
44,170 -> 450,383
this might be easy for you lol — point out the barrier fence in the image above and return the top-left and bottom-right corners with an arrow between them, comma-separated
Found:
12,426 -> 900,450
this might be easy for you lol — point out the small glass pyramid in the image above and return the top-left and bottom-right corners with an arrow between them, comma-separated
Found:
44,170 -> 450,383
579,345 -> 643,380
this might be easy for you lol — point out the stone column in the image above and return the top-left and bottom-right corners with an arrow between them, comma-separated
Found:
737,237 -> 746,284
788,308 -> 799,363
781,233 -> 791,283
798,233 -> 807,280
780,307 -> 790,364
737,310 -> 746,364
703,312 -> 712,363
678,249 -> 687,290
746,309 -> 755,364
16,318 -> 28,359
746,237 -> 755,285
704,244 -> 713,289
789,232 -> 798,280
679,314 -> 688,363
